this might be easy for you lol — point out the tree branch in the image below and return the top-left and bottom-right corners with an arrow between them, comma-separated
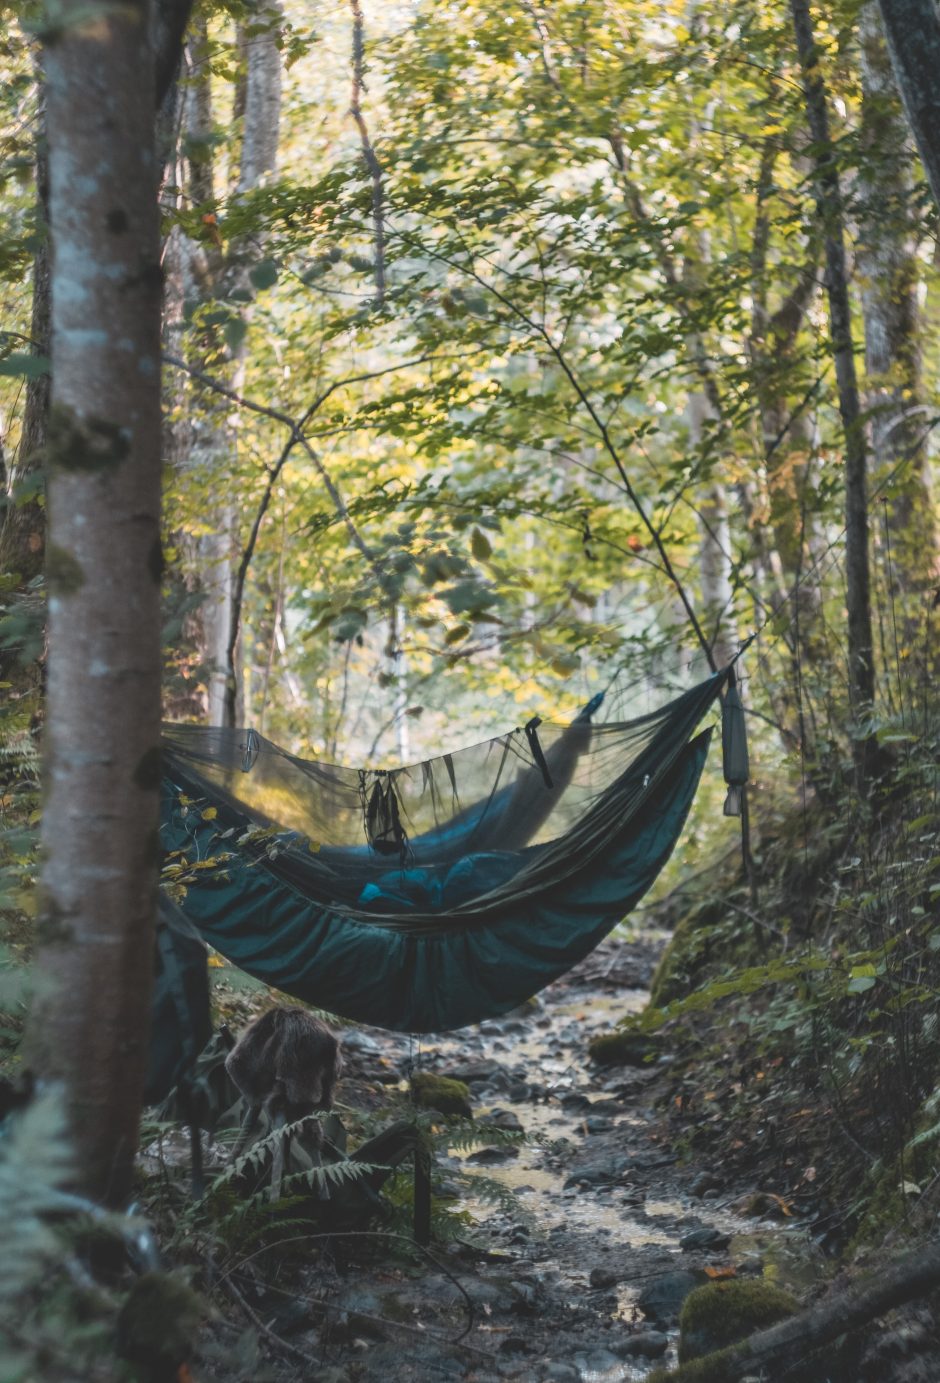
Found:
349,0 -> 386,306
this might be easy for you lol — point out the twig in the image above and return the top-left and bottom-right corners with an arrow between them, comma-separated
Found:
222,1272 -> 322,1369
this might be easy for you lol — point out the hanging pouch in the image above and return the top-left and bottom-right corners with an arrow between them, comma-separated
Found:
722,671 -> 749,817
364,775 -> 409,858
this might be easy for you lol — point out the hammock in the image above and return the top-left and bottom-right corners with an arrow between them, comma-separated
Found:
160,666 -> 742,1033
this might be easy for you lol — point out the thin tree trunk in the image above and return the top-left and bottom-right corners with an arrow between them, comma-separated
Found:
790,0 -> 877,782
875,0 -> 940,218
858,1 -> 937,600
0,93 -> 49,594
29,0 -> 163,1205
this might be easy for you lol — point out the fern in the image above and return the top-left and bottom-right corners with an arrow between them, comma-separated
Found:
0,1090 -> 73,1309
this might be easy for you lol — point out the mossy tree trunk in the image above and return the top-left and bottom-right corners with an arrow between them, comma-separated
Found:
29,0 -> 163,1206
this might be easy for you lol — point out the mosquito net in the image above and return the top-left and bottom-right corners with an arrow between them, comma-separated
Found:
160,666 -> 735,1031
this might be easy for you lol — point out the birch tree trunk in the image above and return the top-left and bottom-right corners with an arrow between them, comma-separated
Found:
29,0 -> 163,1204
198,1 -> 282,728
858,2 -> 937,600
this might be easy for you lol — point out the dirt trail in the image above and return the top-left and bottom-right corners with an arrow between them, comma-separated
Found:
224,932 -> 823,1382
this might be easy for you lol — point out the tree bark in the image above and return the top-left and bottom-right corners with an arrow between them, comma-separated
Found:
790,0 -> 877,779
858,1 -> 937,600
29,0 -> 163,1206
875,0 -> 940,218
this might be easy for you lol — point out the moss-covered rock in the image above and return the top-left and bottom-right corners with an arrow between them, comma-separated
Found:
411,1071 -> 473,1118
588,1029 -> 662,1067
646,1348 -> 739,1383
677,1278 -> 798,1363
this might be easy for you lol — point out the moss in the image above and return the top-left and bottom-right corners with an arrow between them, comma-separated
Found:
46,404 -> 129,473
649,897 -> 728,1008
45,544 -> 85,595
646,1348 -> 740,1383
588,1029 -> 661,1066
411,1072 -> 473,1118
677,1279 -> 798,1364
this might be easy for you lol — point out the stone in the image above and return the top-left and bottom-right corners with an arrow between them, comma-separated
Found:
589,1266 -> 620,1289
564,1154 -> 633,1188
540,1365 -> 579,1382
339,1030 -> 383,1056
636,1269 -> 708,1325
679,1227 -> 732,1252
690,1171 -> 721,1198
467,1145 -> 520,1164
481,1108 -> 525,1134
584,1115 -> 614,1133
616,1330 -> 669,1359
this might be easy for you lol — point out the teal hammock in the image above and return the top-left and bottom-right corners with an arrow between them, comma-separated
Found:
160,666 -> 743,1034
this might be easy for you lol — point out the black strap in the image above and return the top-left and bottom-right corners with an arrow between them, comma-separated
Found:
524,717 -> 554,790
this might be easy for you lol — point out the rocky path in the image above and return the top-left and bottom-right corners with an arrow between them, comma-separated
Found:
229,932 -> 822,1382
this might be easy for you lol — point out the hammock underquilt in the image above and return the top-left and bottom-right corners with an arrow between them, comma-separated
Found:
160,673 -> 726,1032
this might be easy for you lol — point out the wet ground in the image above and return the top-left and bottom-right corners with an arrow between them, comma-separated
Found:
203,931 -> 826,1381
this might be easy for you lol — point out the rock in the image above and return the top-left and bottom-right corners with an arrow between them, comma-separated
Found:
564,1154 -> 632,1188
731,1190 -> 791,1219
690,1171 -> 721,1198
559,1091 -> 592,1111
617,1330 -> 669,1359
588,1029 -> 662,1067
339,1030 -> 383,1056
678,1279 -> 799,1363
679,1227 -> 732,1252
448,1059 -> 504,1085
499,1334 -> 531,1354
371,1068 -> 403,1085
540,1365 -> 579,1382
571,1349 -> 623,1376
637,1269 -> 707,1325
737,1255 -> 765,1276
467,1146 -> 520,1164
583,1115 -> 614,1133
410,1072 -> 473,1118
481,1108 -> 525,1135
589,1266 -> 620,1289
508,1280 -> 539,1312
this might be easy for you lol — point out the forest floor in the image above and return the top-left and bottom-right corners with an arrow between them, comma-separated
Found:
193,931 -> 829,1383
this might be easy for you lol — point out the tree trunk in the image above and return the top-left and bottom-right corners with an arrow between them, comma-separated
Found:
858,1 -> 937,601
790,0 -> 877,782
184,1 -> 281,729
29,0 -> 163,1206
0,93 -> 49,594
875,0 -> 940,218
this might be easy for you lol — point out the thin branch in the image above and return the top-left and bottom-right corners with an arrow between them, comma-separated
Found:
349,0 -> 386,306
384,220 -> 718,671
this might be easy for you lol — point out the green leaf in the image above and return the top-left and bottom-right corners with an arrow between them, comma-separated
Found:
223,316 -> 248,353
249,259 -> 279,291
0,353 -> 50,379
470,527 -> 492,560
847,975 -> 876,994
